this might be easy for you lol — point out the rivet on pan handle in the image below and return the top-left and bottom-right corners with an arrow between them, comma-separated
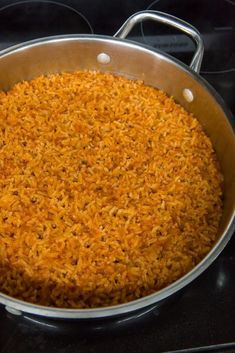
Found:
114,10 -> 204,74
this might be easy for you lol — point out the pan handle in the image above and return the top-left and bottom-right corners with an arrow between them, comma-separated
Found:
114,11 -> 204,74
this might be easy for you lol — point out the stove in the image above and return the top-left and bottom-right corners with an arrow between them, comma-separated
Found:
0,0 -> 235,352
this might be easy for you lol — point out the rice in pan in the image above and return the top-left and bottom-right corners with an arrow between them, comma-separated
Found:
0,71 -> 223,308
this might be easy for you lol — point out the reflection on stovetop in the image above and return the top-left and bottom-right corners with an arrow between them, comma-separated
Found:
0,237 -> 234,353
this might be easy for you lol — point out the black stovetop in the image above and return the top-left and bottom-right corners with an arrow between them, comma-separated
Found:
0,1 -> 235,352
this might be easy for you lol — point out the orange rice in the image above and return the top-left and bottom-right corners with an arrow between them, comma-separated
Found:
0,71 -> 223,308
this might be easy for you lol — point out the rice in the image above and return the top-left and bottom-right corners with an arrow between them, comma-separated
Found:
0,71 -> 223,308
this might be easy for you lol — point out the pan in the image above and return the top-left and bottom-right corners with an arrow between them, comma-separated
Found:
0,11 -> 234,319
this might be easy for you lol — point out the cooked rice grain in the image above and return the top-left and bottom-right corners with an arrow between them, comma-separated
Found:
0,71 -> 223,308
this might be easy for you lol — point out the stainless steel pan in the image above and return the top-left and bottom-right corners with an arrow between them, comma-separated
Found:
0,11 -> 234,319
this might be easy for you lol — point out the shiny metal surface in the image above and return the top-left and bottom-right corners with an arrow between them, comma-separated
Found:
114,11 -> 204,73
0,11 -> 234,319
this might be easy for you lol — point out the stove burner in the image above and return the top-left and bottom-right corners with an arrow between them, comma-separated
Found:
142,0 -> 235,74
0,0 -> 93,50
4,292 -> 183,336
22,306 -> 158,335
5,305 -> 159,336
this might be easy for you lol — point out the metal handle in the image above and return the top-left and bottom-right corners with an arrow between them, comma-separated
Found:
114,11 -> 204,74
